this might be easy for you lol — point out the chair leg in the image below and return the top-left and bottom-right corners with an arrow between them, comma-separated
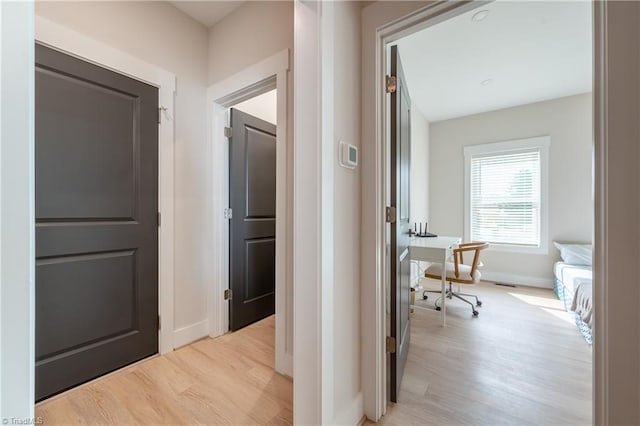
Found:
434,296 -> 442,311
458,292 -> 481,306
433,288 -> 452,311
422,289 -> 442,300
429,282 -> 481,316
451,293 -> 480,316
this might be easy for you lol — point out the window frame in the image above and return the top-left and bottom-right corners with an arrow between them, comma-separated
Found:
463,136 -> 550,255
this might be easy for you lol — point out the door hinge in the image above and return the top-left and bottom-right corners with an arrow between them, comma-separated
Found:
224,127 -> 232,138
386,75 -> 397,93
386,336 -> 396,353
224,289 -> 233,300
224,208 -> 233,220
386,206 -> 397,223
157,107 -> 162,124
158,315 -> 161,331
157,212 -> 161,227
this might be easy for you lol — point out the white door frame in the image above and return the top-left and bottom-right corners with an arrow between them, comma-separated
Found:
206,49 -> 291,376
1,1 -> 36,417
361,2 -> 488,419
362,0 -> 634,423
592,1 -> 640,424
34,16 -> 176,354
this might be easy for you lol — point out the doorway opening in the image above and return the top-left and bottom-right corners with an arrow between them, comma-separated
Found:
381,1 -> 593,423
227,90 -> 278,332
207,49 -> 291,378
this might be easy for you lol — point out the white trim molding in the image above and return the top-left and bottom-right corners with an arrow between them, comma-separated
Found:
173,320 -> 210,349
594,2 -> 640,424
1,1 -> 35,418
293,1 -> 324,424
207,50 -> 288,103
34,16 -> 177,354
333,391 -> 364,426
463,136 -> 550,255
480,271 -> 554,289
206,48 -> 291,377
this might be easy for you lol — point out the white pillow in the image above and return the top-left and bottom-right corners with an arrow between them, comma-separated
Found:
553,242 -> 593,266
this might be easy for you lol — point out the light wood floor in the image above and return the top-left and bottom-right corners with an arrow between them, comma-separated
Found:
35,315 -> 292,425
374,281 -> 592,426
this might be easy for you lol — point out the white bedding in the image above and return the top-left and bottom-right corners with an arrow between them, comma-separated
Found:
571,278 -> 593,328
554,262 -> 592,294
555,261 -> 594,333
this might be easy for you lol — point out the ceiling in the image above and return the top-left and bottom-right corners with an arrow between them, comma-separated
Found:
170,1 -> 246,28
396,1 -> 592,122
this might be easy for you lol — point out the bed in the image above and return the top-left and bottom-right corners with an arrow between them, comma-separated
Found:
553,243 -> 593,345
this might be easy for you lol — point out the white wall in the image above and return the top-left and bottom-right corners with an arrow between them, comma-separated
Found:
429,93 -> 593,286
208,1 -> 293,86
207,0 -> 295,358
293,1 -> 363,423
35,1 -> 211,334
409,105 -> 430,284
410,104 -> 430,224
1,0 -> 35,418
329,2 -> 363,423
293,1 -> 324,422
35,0 -> 295,367
233,89 -> 277,125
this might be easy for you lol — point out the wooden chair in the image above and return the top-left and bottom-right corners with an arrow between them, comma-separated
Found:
422,242 -> 489,316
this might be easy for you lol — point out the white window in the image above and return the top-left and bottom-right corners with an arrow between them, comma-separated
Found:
464,136 -> 550,254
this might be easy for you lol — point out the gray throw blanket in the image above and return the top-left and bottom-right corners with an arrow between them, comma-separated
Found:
570,278 -> 593,329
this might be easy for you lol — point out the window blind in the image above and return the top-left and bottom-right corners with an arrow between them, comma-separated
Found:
470,149 -> 541,247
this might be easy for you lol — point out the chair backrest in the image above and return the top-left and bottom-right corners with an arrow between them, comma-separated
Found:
453,242 -> 489,282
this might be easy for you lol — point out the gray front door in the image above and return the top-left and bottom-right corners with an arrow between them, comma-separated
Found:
389,45 -> 412,403
35,44 -> 159,400
229,108 -> 276,331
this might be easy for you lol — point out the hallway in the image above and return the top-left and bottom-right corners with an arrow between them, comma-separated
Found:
35,316 -> 292,425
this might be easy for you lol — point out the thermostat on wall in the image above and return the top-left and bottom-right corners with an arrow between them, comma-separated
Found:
340,141 -> 358,169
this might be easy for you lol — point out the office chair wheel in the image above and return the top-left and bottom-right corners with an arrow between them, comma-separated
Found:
476,301 -> 482,307
472,310 -> 479,317
423,294 -> 428,300
435,306 -> 441,311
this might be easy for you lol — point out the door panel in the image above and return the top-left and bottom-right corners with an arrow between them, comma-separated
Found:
36,251 -> 137,357
245,238 -> 276,301
389,45 -> 412,403
246,127 -> 277,217
35,44 -> 158,401
229,109 -> 277,331
35,67 -> 137,220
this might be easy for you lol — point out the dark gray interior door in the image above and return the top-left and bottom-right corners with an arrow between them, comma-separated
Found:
229,108 -> 276,331
389,45 -> 411,403
35,44 -> 159,401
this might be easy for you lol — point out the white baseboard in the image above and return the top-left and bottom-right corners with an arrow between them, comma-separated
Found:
332,392 -> 364,426
276,352 -> 293,378
173,319 -> 210,349
481,271 -> 554,289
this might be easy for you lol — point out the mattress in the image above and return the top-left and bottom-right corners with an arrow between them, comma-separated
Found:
553,262 -> 592,294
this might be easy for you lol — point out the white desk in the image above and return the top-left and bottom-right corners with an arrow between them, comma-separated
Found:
409,236 -> 461,326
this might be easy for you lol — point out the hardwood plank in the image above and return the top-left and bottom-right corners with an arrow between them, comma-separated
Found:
372,281 -> 592,426
35,283 -> 591,425
35,316 -> 292,425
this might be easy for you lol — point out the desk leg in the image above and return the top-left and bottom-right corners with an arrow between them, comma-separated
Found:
441,250 -> 447,327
